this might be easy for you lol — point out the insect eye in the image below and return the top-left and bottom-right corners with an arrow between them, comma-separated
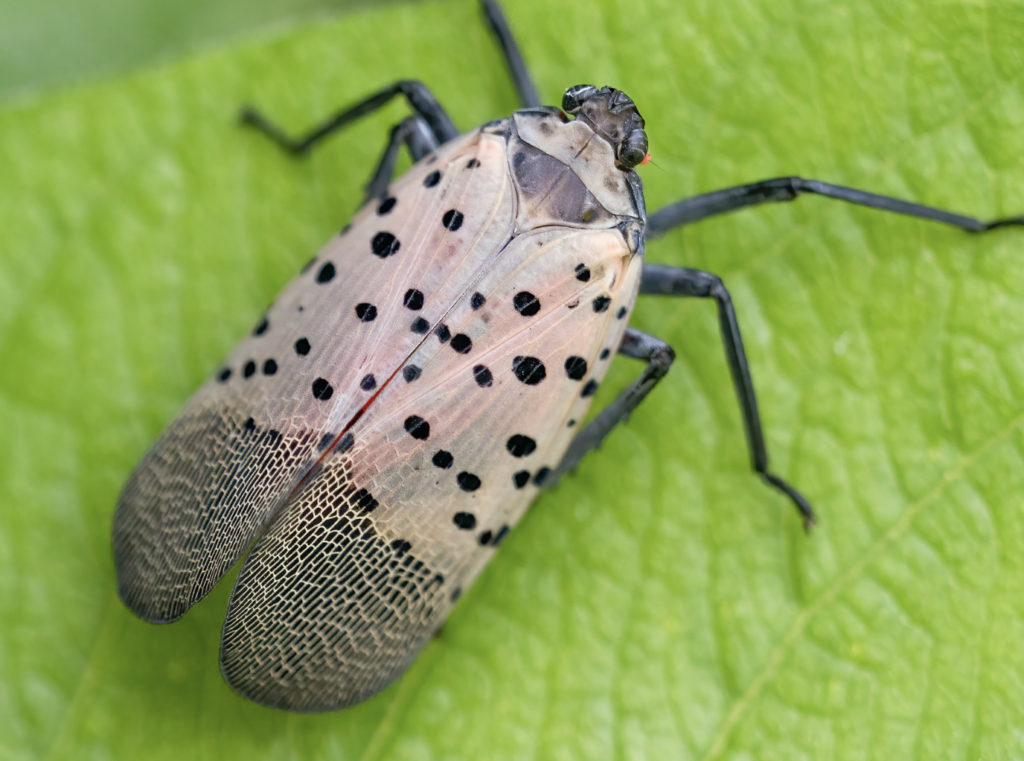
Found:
562,84 -> 598,114
617,129 -> 649,169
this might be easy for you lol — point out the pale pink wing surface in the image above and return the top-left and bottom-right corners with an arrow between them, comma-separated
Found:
113,128 -> 515,623
220,215 -> 642,710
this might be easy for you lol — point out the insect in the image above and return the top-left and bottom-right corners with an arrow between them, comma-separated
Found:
112,0 -> 1023,712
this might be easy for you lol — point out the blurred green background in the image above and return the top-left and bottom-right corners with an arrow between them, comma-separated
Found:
0,0 -> 395,102
3,0 -> 1024,759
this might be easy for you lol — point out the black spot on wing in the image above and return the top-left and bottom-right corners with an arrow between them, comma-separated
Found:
353,488 -> 378,513
355,303 -> 377,322
472,365 -> 493,387
404,289 -> 424,310
404,415 -> 430,440
457,472 -> 481,492
442,209 -> 464,231
513,291 -> 540,316
371,232 -> 400,258
506,435 -> 536,457
564,356 -> 588,380
512,356 -> 546,385
316,262 -> 336,283
336,433 -> 355,453
450,334 -> 472,354
312,378 -> 334,401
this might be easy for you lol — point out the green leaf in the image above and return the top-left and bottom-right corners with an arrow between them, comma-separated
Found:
3,0 -> 1024,758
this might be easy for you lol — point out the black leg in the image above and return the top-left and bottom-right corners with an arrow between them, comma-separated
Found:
646,177 -> 1024,239
363,116 -> 440,204
548,327 -> 674,487
240,80 -> 459,156
640,264 -> 816,530
480,0 -> 542,109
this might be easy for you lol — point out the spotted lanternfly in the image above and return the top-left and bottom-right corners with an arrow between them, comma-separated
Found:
112,0 -> 1023,713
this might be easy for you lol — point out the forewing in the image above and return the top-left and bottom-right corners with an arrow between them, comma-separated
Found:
113,128 -> 515,623
220,225 -> 642,711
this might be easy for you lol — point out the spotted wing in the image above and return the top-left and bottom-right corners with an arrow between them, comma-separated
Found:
113,127 -> 516,623
220,223 -> 642,711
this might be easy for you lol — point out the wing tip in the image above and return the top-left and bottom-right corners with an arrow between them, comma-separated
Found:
218,648 -> 381,713
115,579 -> 191,625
